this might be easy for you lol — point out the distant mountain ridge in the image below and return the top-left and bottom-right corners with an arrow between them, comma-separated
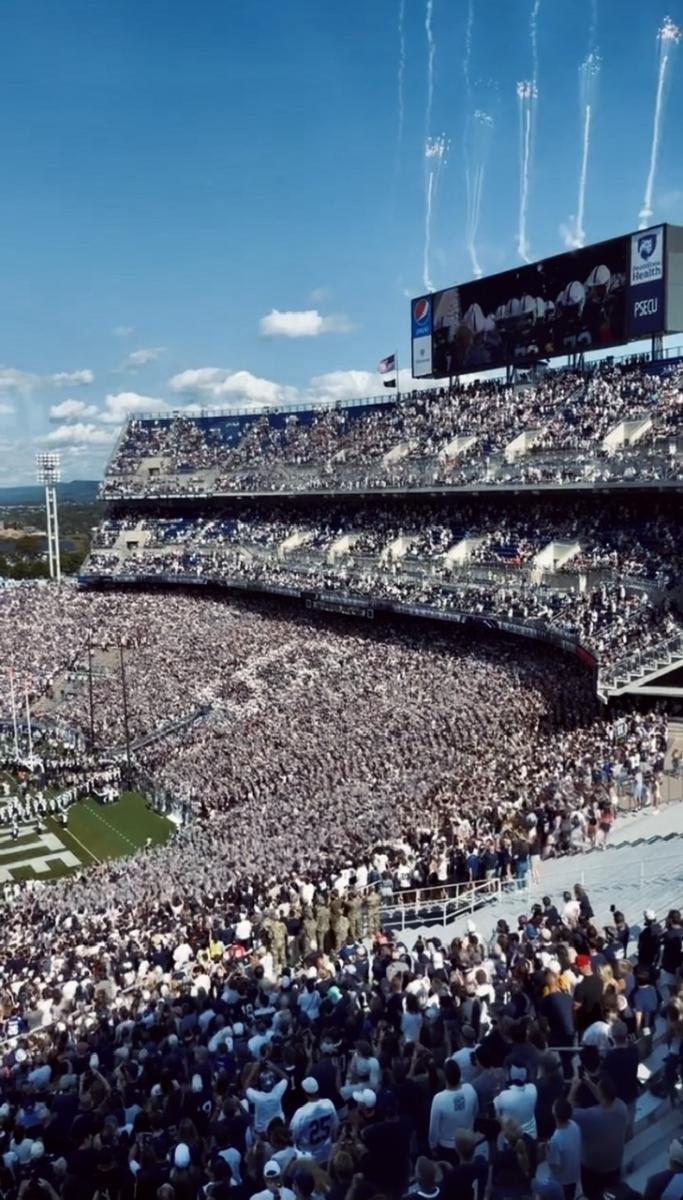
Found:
0,481 -> 99,505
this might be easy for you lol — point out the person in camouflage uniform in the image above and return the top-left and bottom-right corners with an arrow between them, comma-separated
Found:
335,905 -> 350,949
329,893 -> 344,951
315,894 -> 331,953
366,886 -> 381,937
302,903 -> 318,954
347,888 -> 363,941
269,913 -> 288,973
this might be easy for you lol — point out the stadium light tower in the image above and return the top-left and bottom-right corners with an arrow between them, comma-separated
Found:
35,452 -> 61,582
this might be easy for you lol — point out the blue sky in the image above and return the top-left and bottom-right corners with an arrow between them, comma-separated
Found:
0,0 -> 682,482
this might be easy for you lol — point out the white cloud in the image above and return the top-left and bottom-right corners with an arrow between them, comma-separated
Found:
0,367 -> 38,394
0,402 -> 15,415
168,362 -> 432,414
122,346 -> 165,370
49,369 -> 95,387
112,325 -> 134,338
46,422 -> 116,446
100,391 -> 169,423
169,368 -> 298,408
308,369 -> 379,402
308,366 -> 433,403
50,398 -> 99,420
258,308 -> 354,338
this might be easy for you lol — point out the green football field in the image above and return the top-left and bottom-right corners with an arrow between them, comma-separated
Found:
0,790 -> 174,884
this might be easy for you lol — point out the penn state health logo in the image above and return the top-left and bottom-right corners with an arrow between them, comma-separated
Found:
413,297 -> 431,325
637,233 -> 657,261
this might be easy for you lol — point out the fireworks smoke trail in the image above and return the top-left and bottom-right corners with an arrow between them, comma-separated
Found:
464,0 -> 474,102
463,0 -> 476,274
516,0 -> 541,262
424,169 -> 435,291
530,0 -> 541,90
423,134 -> 448,291
396,0 -> 406,171
466,111 -> 494,277
574,102 -> 592,246
563,51 -> 601,248
422,0 -> 436,289
589,0 -> 598,51
516,81 -> 536,262
425,0 -> 435,137
575,53 -> 600,246
639,16 -> 682,229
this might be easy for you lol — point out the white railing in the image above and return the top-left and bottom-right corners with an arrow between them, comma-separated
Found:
378,876 -> 505,932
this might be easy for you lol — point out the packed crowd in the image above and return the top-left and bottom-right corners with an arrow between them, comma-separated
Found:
89,501 -> 682,583
100,361 -> 683,499
82,497 -> 683,682
1,357 -> 682,1197
0,583 -> 671,888
0,578 -> 679,1196
86,548 -> 683,673
0,815 -> 681,1200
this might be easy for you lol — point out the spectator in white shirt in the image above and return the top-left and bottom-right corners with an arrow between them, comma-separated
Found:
448,1024 -> 480,1083
250,1159 -> 296,1200
562,892 -> 581,928
235,913 -> 253,943
581,1017 -> 615,1058
341,1041 -> 381,1100
289,1077 -> 339,1163
546,1097 -> 582,1200
244,1063 -> 288,1135
429,1060 -> 479,1164
298,981 -> 321,1024
493,1065 -> 538,1138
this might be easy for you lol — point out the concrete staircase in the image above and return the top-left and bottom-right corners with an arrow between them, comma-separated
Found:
387,827 -> 683,1186
601,629 -> 683,697
390,831 -> 683,951
623,1028 -> 683,1186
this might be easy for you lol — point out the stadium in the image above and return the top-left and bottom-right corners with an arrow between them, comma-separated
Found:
0,222 -> 682,1195
2,0 -> 683,1180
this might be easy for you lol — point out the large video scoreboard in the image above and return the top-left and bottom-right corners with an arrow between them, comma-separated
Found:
411,224 -> 683,378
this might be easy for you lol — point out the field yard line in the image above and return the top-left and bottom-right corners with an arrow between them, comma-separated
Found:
83,804 -> 138,852
60,826 -> 101,865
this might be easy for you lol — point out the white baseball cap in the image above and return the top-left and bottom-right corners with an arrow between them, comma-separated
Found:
301,1077 -> 319,1095
174,1143 -> 190,1168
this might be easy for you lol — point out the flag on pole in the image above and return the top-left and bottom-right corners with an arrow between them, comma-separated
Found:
383,378 -> 396,388
377,354 -> 396,374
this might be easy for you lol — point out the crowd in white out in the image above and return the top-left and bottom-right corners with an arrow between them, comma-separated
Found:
82,501 -> 683,684
100,362 -> 683,500
0,581 -> 678,1200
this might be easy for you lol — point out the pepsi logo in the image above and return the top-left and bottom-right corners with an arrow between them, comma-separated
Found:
414,298 -> 431,324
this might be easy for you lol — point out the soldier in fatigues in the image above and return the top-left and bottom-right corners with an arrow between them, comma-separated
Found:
302,904 -> 318,955
315,895 -> 331,953
366,887 -> 381,937
270,915 -> 288,974
347,889 -> 363,942
329,894 -> 343,951
262,909 -> 279,967
335,906 -> 350,950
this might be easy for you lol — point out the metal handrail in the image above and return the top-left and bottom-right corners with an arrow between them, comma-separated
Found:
379,876 -> 504,909
379,878 -> 504,933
